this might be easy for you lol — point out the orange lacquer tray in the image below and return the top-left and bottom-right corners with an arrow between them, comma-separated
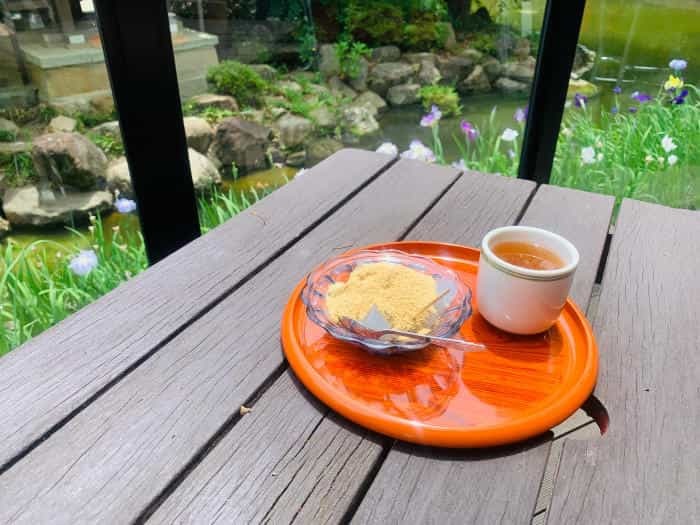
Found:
281,241 -> 598,448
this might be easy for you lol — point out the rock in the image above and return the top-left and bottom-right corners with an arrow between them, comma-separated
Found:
502,58 -> 536,83
567,78 -> 600,98
495,77 -> 530,95
371,46 -> 401,63
368,62 -> 414,96
32,132 -> 107,190
267,146 -> 285,164
285,150 -> 306,167
352,91 -> 388,116
2,185 -> 113,227
183,117 -> 214,154
458,65 -> 491,94
386,83 -> 421,106
249,64 -> 277,81
90,94 -> 115,115
0,117 -> 19,138
328,76 -> 357,100
278,114 -> 313,149
348,57 -> 369,92
0,141 -> 31,154
91,120 -> 121,138
319,44 -> 341,79
437,22 -> 457,50
306,83 -> 332,98
460,48 -> 484,63
50,98 -> 91,115
482,58 -> 503,82
106,149 -> 221,196
239,109 -> 265,124
305,138 -> 343,166
309,106 -> 337,128
513,38 -> 531,62
417,60 -> 441,85
342,106 -> 379,136
209,117 -> 271,173
435,55 -> 474,84
48,116 -> 78,133
402,52 -> 437,65
277,80 -> 303,94
0,217 -> 9,239
267,106 -> 288,120
573,44 -> 596,79
189,93 -> 239,112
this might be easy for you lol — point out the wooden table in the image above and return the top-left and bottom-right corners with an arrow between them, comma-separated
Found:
0,150 -> 698,524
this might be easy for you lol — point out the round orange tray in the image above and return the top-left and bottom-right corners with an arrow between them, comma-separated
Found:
282,241 -> 598,448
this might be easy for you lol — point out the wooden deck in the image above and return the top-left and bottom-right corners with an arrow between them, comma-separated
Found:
0,149 -> 697,524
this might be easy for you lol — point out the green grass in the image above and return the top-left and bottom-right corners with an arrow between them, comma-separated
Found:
0,186 -> 269,356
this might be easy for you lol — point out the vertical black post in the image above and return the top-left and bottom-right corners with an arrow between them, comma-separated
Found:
94,1 -> 200,264
518,0 -> 587,184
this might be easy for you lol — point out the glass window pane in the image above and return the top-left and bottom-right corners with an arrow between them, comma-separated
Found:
1,2 -> 145,356
551,0 -> 699,213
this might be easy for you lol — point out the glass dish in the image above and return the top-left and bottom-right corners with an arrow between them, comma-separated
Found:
301,249 -> 473,355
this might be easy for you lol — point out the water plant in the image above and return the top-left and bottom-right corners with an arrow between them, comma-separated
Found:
418,84 -> 461,117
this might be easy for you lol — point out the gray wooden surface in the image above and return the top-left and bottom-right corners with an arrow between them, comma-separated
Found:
0,159 -> 460,524
0,150 -> 695,525
352,182 -> 614,525
0,149 -> 394,471
546,199 -> 700,525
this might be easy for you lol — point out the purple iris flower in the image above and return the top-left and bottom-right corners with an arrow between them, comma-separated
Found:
672,89 -> 689,105
613,85 -> 622,94
631,91 -> 652,103
629,106 -> 638,113
669,59 -> 687,72
420,105 -> 442,127
460,120 -> 479,142
514,106 -> 528,123
611,106 -> 619,115
573,93 -> 588,108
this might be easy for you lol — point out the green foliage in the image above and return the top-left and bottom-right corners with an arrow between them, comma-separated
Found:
73,110 -> 116,129
467,32 -> 498,57
88,133 -> 124,158
403,11 -> 445,51
0,129 -> 16,142
345,1 -> 404,46
206,61 -> 269,107
335,38 -> 371,80
0,152 -> 38,188
298,24 -> 318,69
418,85 -> 461,116
0,104 -> 56,126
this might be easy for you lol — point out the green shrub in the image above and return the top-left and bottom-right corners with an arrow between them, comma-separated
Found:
403,11 -> 444,51
419,85 -> 461,116
206,61 -> 269,107
0,152 -> 38,187
335,39 -> 371,80
346,1 -> 404,46
0,129 -> 16,142
73,110 -> 116,129
468,32 -> 498,57
88,132 -> 124,158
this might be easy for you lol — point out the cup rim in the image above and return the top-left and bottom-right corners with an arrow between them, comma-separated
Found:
481,226 -> 580,281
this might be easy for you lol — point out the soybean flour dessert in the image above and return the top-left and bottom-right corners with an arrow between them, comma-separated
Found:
326,262 -> 438,333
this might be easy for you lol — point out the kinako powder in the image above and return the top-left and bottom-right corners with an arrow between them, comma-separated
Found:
326,262 -> 439,333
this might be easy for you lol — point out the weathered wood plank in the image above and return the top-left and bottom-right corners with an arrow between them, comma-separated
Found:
149,169 -> 536,525
150,371 -> 384,525
547,200 -> 700,525
353,183 -> 614,525
0,159 -> 459,524
0,149 -> 393,469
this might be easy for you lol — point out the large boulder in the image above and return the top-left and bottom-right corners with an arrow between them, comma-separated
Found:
189,93 -> 239,112
0,117 -> 19,138
495,77 -> 529,95
285,150 -> 306,167
278,114 -> 313,149
210,117 -> 271,173
319,44 -> 340,78
32,132 -> 107,191
417,60 -> 441,85
573,44 -> 596,79
183,116 -> 214,154
460,48 -> 484,63
482,58 -> 503,82
458,65 -> 491,94
352,91 -> 388,117
0,141 -> 31,155
502,58 -> 536,83
249,64 -> 277,81
348,57 -> 369,92
309,106 -> 337,128
435,55 -> 474,84
371,46 -> 401,63
403,52 -> 437,65
2,185 -> 113,227
106,149 -> 221,196
327,76 -> 357,100
342,106 -> 379,136
387,83 -> 421,106
306,138 -> 343,166
368,62 -> 414,96
48,115 -> 77,133
91,120 -> 121,138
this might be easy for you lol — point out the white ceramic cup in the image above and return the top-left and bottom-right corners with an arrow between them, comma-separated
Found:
476,226 -> 579,335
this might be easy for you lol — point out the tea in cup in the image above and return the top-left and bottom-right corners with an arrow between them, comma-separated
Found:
476,226 -> 579,334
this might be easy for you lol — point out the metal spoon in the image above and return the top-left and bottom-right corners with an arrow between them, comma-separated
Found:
365,328 -> 486,351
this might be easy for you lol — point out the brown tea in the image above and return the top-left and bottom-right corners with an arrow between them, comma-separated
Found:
492,241 -> 565,271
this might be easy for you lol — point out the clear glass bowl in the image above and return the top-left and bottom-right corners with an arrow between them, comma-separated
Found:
301,249 -> 473,355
